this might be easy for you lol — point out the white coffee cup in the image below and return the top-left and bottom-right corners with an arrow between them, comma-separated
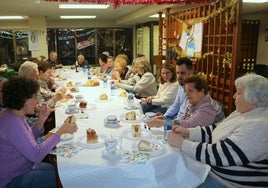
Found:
67,104 -> 77,111
106,115 -> 117,124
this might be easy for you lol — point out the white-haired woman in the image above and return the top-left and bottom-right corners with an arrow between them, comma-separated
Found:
115,57 -> 157,98
168,73 -> 268,188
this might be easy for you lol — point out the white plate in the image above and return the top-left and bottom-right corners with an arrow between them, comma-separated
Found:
123,128 -> 151,140
95,97 -> 113,102
101,148 -> 122,160
132,140 -> 165,157
104,119 -> 121,128
77,135 -> 105,149
60,133 -> 74,141
119,113 -> 144,123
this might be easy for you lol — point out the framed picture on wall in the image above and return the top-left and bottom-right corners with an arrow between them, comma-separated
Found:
265,29 -> 268,42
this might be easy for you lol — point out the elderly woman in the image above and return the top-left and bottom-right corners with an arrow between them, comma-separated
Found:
168,73 -> 268,188
0,76 -> 78,188
140,63 -> 179,114
18,61 -> 66,108
115,56 -> 157,98
148,75 -> 222,128
111,54 -> 135,80
0,77 -> 7,111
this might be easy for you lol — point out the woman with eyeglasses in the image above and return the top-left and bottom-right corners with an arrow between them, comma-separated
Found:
0,76 -> 78,188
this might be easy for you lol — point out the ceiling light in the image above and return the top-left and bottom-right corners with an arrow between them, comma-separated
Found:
59,4 -> 109,9
243,0 -> 268,2
60,16 -> 96,19
0,16 -> 24,20
149,14 -> 165,18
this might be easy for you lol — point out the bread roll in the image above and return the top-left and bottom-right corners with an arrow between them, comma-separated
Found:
99,93 -> 108,100
138,140 -> 152,151
125,111 -> 136,121
69,115 -> 76,124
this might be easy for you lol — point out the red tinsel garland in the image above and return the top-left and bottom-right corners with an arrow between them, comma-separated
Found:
44,0 -> 212,8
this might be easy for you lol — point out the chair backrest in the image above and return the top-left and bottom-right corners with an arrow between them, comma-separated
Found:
210,98 -> 225,123
253,64 -> 268,78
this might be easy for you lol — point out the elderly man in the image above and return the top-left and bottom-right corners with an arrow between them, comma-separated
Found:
48,51 -> 62,69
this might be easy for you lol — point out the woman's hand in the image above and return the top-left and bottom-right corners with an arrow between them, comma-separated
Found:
56,117 -> 78,136
147,117 -> 165,128
172,125 -> 190,138
167,131 -> 184,148
35,103 -> 54,130
146,96 -> 153,103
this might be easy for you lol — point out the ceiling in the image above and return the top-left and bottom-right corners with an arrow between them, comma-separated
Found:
0,1 -> 268,26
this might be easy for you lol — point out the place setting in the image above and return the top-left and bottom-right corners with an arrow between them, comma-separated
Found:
104,115 -> 121,128
122,124 -> 152,141
119,111 -> 144,123
77,128 -> 106,149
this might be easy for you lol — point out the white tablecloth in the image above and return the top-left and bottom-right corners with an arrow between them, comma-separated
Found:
54,67 -> 210,188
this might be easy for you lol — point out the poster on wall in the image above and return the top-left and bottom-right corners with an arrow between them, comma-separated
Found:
28,31 -> 38,51
179,22 -> 203,58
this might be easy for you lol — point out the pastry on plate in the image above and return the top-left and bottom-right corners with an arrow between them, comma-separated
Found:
119,90 -> 128,97
86,128 -> 98,143
125,111 -> 136,121
99,93 -> 108,100
85,79 -> 100,86
66,81 -> 73,87
132,124 -> 141,137
137,140 -> 152,151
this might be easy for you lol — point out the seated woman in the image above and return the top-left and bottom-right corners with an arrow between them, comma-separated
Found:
111,54 -> 135,80
148,75 -> 221,128
168,73 -> 268,188
37,60 -> 73,103
0,76 -> 78,188
0,77 -> 7,111
115,56 -> 157,98
140,63 -> 179,114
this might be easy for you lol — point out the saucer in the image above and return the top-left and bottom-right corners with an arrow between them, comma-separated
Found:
65,108 -> 79,114
101,148 -> 122,160
104,119 -> 120,128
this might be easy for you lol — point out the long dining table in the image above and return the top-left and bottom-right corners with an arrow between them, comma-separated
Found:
53,66 -> 210,188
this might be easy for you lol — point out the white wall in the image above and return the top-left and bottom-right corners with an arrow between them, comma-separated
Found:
243,13 -> 268,65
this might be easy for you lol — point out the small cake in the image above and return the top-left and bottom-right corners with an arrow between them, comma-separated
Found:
138,140 -> 152,151
70,87 -> 78,93
86,128 -> 98,143
79,101 -> 87,108
99,93 -> 108,100
132,124 -> 141,137
125,111 -> 136,121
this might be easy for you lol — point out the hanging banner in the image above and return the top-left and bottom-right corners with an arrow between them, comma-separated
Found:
28,31 -> 38,51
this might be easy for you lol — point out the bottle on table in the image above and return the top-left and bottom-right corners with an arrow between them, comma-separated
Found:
103,75 -> 108,88
164,116 -> 172,141
127,90 -> 134,109
110,81 -> 116,96
87,66 -> 91,80
75,60 -> 79,72
83,65 -> 87,76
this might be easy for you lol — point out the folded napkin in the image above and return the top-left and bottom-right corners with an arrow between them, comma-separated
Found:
75,113 -> 89,119
120,150 -> 150,164
50,142 -> 83,158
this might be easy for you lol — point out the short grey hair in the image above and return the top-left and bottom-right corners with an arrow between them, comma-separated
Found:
235,73 -> 268,107
18,61 -> 38,77
133,57 -> 151,75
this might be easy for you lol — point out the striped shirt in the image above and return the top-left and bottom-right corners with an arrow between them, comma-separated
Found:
182,107 -> 268,187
